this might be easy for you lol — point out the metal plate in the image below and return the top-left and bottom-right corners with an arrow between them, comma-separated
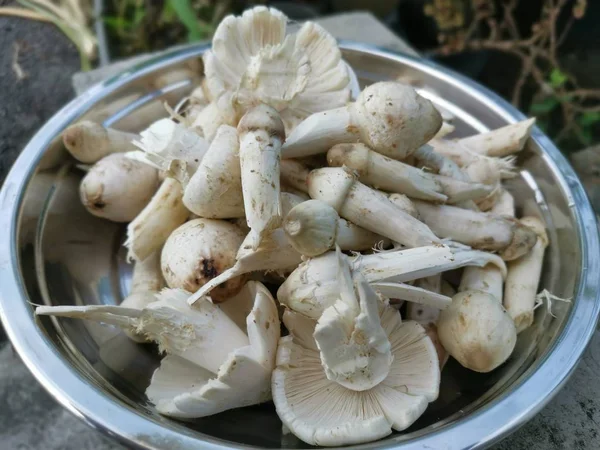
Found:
0,42 -> 599,450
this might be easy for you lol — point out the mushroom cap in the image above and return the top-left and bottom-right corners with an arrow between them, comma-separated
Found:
161,218 -> 247,302
147,282 -> 280,418
438,290 -> 517,372
352,82 -> 442,160
79,153 -> 158,222
283,199 -> 339,257
204,6 -> 350,117
133,118 -> 209,184
272,307 -> 439,446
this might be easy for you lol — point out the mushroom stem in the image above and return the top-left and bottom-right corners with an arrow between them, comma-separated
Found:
458,265 -> 504,302
489,189 -> 515,217
277,245 -> 506,319
459,118 -> 535,157
412,145 -> 479,210
183,125 -> 244,218
411,200 -> 537,260
308,167 -> 441,248
63,121 -> 138,163
282,81 -> 442,160
428,139 -> 515,181
121,251 -> 164,342
314,248 -> 392,391
328,143 -> 494,204
238,104 -> 285,249
327,143 -> 446,202
371,281 -> 451,309
503,216 -> 548,333
125,178 -> 189,262
280,159 -> 310,193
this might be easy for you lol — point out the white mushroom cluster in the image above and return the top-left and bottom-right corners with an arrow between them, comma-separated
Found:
42,6 -> 554,446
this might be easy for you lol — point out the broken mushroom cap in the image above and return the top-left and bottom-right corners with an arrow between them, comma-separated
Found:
437,290 -> 516,373
36,282 -> 280,419
204,6 -> 350,117
161,218 -> 247,302
80,153 -> 159,222
272,251 -> 439,446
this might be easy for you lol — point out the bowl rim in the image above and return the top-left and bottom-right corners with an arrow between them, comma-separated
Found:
0,41 -> 599,450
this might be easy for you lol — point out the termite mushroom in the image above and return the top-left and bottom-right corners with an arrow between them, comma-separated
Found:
411,200 -> 538,260
282,81 -> 442,160
327,143 -> 494,203
80,153 -> 159,222
458,118 -> 536,157
125,178 -> 190,262
308,167 -> 441,248
282,199 -> 387,257
161,218 -> 247,302
63,121 -> 139,163
183,124 -> 244,218
238,104 -> 285,249
503,216 -> 549,333
438,263 -> 516,373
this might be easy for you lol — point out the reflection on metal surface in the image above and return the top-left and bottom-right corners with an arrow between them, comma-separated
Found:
0,42 -> 598,450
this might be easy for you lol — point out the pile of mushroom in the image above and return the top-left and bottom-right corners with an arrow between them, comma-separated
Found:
38,6 -> 552,447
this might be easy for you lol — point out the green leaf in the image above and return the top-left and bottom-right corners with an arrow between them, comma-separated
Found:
529,97 -> 559,115
168,0 -> 203,42
550,69 -> 569,88
579,111 -> 600,127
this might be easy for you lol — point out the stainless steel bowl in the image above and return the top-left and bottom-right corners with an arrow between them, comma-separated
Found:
0,42 -> 599,450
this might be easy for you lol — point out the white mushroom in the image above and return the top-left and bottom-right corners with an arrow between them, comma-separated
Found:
187,193 -> 306,305
503,216 -> 548,333
277,244 -> 506,319
62,121 -> 138,163
458,118 -> 535,157
80,153 -> 159,222
238,104 -> 285,249
36,281 -> 280,419
272,250 -> 439,446
161,218 -> 247,302
131,118 -> 209,185
183,124 -> 244,218
438,263 -> 516,373
190,91 -> 239,142
308,167 -> 441,248
282,81 -> 442,160
412,145 -> 479,211
125,178 -> 190,262
327,143 -> 494,203
203,6 -> 350,119
283,199 -> 387,257
411,200 -> 537,260
120,251 -> 164,342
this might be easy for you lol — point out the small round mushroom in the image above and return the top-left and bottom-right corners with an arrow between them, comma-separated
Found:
63,121 -> 138,163
438,265 -> 516,373
161,218 -> 247,302
79,153 -> 159,222
282,81 -> 442,160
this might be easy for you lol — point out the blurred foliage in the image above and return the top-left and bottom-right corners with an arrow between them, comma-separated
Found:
103,0 -> 231,58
